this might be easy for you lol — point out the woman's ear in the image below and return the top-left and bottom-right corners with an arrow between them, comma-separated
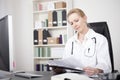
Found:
83,16 -> 87,24
83,16 -> 87,21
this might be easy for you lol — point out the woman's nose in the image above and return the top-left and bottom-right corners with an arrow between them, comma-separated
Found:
73,23 -> 77,28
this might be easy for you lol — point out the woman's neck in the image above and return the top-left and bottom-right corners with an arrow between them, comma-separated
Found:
78,27 -> 89,42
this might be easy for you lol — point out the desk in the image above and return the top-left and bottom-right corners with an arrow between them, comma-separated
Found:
11,71 -> 54,80
4,71 -> 120,80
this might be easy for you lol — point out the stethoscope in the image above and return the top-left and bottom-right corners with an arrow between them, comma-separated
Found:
71,37 -> 96,57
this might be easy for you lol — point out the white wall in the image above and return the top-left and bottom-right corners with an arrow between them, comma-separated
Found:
73,0 -> 120,71
12,0 -> 33,71
0,0 -> 16,71
0,0 -> 12,18
0,0 -> 34,71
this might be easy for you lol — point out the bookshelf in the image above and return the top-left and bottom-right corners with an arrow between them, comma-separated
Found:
33,0 -> 73,71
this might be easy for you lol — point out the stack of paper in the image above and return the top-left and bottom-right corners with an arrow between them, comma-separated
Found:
48,57 -> 83,72
51,73 -> 94,80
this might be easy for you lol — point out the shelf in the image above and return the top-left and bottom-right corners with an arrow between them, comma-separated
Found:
34,44 -> 65,47
33,8 -> 66,14
33,0 -> 58,3
33,0 -> 73,71
34,57 -> 62,60
34,26 -> 67,30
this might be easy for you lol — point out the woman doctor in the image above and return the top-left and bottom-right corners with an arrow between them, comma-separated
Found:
52,8 -> 111,76
62,8 -> 112,76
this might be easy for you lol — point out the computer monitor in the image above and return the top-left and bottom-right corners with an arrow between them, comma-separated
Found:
0,15 -> 14,71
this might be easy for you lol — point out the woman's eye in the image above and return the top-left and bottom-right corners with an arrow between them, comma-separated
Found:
74,19 -> 79,22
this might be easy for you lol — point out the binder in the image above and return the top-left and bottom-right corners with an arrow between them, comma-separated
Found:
38,29 -> 43,44
62,10 -> 67,26
48,11 -> 53,27
43,29 -> 48,44
52,11 -> 58,26
42,29 -> 51,44
34,30 -> 38,45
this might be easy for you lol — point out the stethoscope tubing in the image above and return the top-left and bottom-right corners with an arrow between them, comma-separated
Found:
71,37 -> 96,57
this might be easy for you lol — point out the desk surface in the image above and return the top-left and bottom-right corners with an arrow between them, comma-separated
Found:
2,71 -> 119,80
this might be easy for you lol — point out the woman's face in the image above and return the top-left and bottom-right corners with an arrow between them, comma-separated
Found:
68,13 -> 87,33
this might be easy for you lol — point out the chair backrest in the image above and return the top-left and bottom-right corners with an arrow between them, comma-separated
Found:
88,21 -> 114,72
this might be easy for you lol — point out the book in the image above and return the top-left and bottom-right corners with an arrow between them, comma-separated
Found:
34,47 -> 39,57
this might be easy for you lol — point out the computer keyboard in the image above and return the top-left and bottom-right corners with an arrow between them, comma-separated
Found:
0,70 -> 12,79
15,72 -> 43,79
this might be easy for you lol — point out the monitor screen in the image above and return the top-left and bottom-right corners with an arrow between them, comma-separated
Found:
0,15 -> 14,71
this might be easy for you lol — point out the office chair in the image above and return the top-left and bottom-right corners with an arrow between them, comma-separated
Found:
88,21 -> 116,73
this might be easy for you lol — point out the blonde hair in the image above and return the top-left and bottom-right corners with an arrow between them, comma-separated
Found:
67,8 -> 86,18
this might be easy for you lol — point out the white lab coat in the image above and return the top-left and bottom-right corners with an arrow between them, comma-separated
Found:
63,29 -> 112,73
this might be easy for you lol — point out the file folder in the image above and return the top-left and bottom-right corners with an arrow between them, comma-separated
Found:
48,65 -> 84,73
43,29 -> 48,44
48,11 -> 53,27
52,11 -> 58,26
62,10 -> 67,26
34,30 -> 38,45
42,29 -> 51,44
38,29 -> 43,44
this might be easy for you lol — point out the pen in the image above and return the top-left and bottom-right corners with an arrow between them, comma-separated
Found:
71,42 -> 74,55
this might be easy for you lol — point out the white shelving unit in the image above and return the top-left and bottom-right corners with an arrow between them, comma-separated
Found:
33,0 -> 73,71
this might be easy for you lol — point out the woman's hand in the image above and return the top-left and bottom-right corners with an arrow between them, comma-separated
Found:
83,67 -> 103,76
52,67 -> 66,74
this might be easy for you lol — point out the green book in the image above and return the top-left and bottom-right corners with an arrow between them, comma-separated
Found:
34,47 -> 39,57
39,47 -> 43,57
41,47 -> 45,57
46,47 -> 51,57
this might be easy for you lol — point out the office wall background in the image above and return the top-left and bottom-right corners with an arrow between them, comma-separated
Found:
12,0 -> 33,71
0,0 -> 120,71
0,0 -> 33,71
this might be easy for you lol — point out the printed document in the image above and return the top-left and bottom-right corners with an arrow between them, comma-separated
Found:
48,57 -> 83,71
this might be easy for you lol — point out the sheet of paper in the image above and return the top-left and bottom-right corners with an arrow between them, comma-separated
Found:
48,57 -> 83,70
